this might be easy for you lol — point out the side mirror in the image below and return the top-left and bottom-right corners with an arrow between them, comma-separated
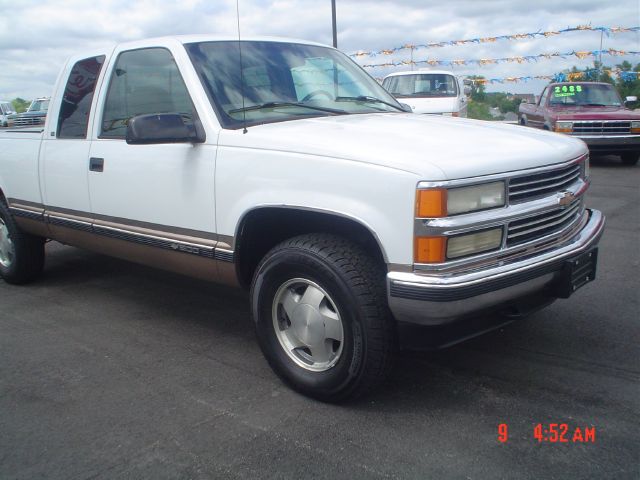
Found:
463,86 -> 471,96
625,95 -> 638,104
126,113 -> 206,145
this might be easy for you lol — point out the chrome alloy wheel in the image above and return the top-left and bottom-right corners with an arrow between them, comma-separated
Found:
0,218 -> 15,268
272,278 -> 344,372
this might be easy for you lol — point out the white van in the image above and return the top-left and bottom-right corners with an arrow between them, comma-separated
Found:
0,101 -> 16,127
382,70 -> 470,117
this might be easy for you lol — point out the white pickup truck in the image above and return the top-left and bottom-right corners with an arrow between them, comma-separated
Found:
0,35 -> 604,401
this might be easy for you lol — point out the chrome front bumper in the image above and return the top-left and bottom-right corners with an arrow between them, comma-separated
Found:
578,135 -> 640,151
387,209 -> 605,326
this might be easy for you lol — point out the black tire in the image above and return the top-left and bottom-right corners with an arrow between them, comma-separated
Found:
251,233 -> 395,402
519,117 -> 526,126
621,153 -> 639,166
0,201 -> 45,284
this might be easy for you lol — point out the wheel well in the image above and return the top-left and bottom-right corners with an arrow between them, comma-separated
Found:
235,208 -> 386,289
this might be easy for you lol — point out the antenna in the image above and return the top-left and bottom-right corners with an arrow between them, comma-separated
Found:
236,0 -> 248,134
331,0 -> 338,48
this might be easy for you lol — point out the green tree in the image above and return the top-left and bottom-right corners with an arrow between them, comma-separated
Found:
11,98 -> 30,113
467,100 -> 493,120
467,75 -> 486,102
593,61 -> 614,84
615,61 -> 640,104
485,92 -> 522,114
487,92 -> 522,113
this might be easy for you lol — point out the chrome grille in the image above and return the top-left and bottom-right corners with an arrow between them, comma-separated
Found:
572,121 -> 630,135
13,117 -> 45,126
508,163 -> 581,203
507,199 -> 581,246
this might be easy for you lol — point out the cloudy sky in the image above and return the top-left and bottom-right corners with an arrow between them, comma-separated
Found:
1,0 -> 639,101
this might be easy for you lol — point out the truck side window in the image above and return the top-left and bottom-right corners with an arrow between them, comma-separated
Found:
100,48 -> 195,139
538,87 -> 548,106
57,56 -> 106,139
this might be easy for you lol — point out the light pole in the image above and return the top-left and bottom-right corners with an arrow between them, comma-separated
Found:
597,29 -> 603,81
331,0 -> 338,48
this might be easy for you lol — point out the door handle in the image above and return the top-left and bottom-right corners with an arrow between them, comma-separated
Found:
89,157 -> 104,172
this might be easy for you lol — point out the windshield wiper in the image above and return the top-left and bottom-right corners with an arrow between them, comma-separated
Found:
228,102 -> 347,115
579,103 -> 610,107
335,95 -> 406,112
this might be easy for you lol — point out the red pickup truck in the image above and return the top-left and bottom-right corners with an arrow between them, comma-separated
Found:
518,82 -> 640,165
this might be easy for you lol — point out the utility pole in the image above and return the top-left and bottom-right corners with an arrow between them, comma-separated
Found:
331,0 -> 338,48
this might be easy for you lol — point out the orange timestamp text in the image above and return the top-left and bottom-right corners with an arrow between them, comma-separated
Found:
497,423 -> 596,443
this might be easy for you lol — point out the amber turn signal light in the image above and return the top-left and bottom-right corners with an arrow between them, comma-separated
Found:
554,121 -> 573,133
416,189 -> 447,218
414,236 -> 446,263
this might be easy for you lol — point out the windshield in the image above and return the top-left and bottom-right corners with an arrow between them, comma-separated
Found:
186,41 -> 403,128
382,73 -> 458,98
28,99 -> 49,112
549,84 -> 622,107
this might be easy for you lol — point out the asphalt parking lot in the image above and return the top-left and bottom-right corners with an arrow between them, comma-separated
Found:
0,156 -> 638,479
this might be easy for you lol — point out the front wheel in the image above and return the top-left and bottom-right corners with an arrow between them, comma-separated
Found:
0,201 -> 45,284
251,234 -> 395,402
621,153 -> 639,166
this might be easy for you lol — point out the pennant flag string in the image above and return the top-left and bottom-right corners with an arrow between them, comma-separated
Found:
350,25 -> 640,59
360,48 -> 640,69
434,69 -> 640,85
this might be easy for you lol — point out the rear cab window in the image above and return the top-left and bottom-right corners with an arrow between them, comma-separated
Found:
57,55 -> 106,139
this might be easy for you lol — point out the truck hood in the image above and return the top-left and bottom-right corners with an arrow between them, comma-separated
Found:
219,113 -> 586,181
551,105 -> 640,121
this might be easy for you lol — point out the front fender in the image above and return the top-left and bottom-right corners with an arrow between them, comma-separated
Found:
215,146 -> 420,265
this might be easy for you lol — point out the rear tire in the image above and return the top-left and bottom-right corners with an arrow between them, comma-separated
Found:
251,233 -> 395,402
621,153 -> 639,166
0,201 -> 45,284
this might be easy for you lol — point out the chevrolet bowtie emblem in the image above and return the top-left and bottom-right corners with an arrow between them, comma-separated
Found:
557,191 -> 575,207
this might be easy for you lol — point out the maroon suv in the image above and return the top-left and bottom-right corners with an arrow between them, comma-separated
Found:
519,82 -> 640,165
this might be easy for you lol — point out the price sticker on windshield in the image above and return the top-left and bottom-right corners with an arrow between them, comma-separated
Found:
554,85 -> 582,97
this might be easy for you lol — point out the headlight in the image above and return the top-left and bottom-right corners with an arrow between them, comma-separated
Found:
448,182 -> 506,215
416,181 -> 506,218
447,228 -> 503,259
555,121 -> 573,133
414,182 -> 506,264
631,121 -> 640,133
414,228 -> 503,263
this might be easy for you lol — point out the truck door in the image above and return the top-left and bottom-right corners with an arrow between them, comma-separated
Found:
528,87 -> 549,128
87,46 -> 218,280
41,55 -> 106,242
